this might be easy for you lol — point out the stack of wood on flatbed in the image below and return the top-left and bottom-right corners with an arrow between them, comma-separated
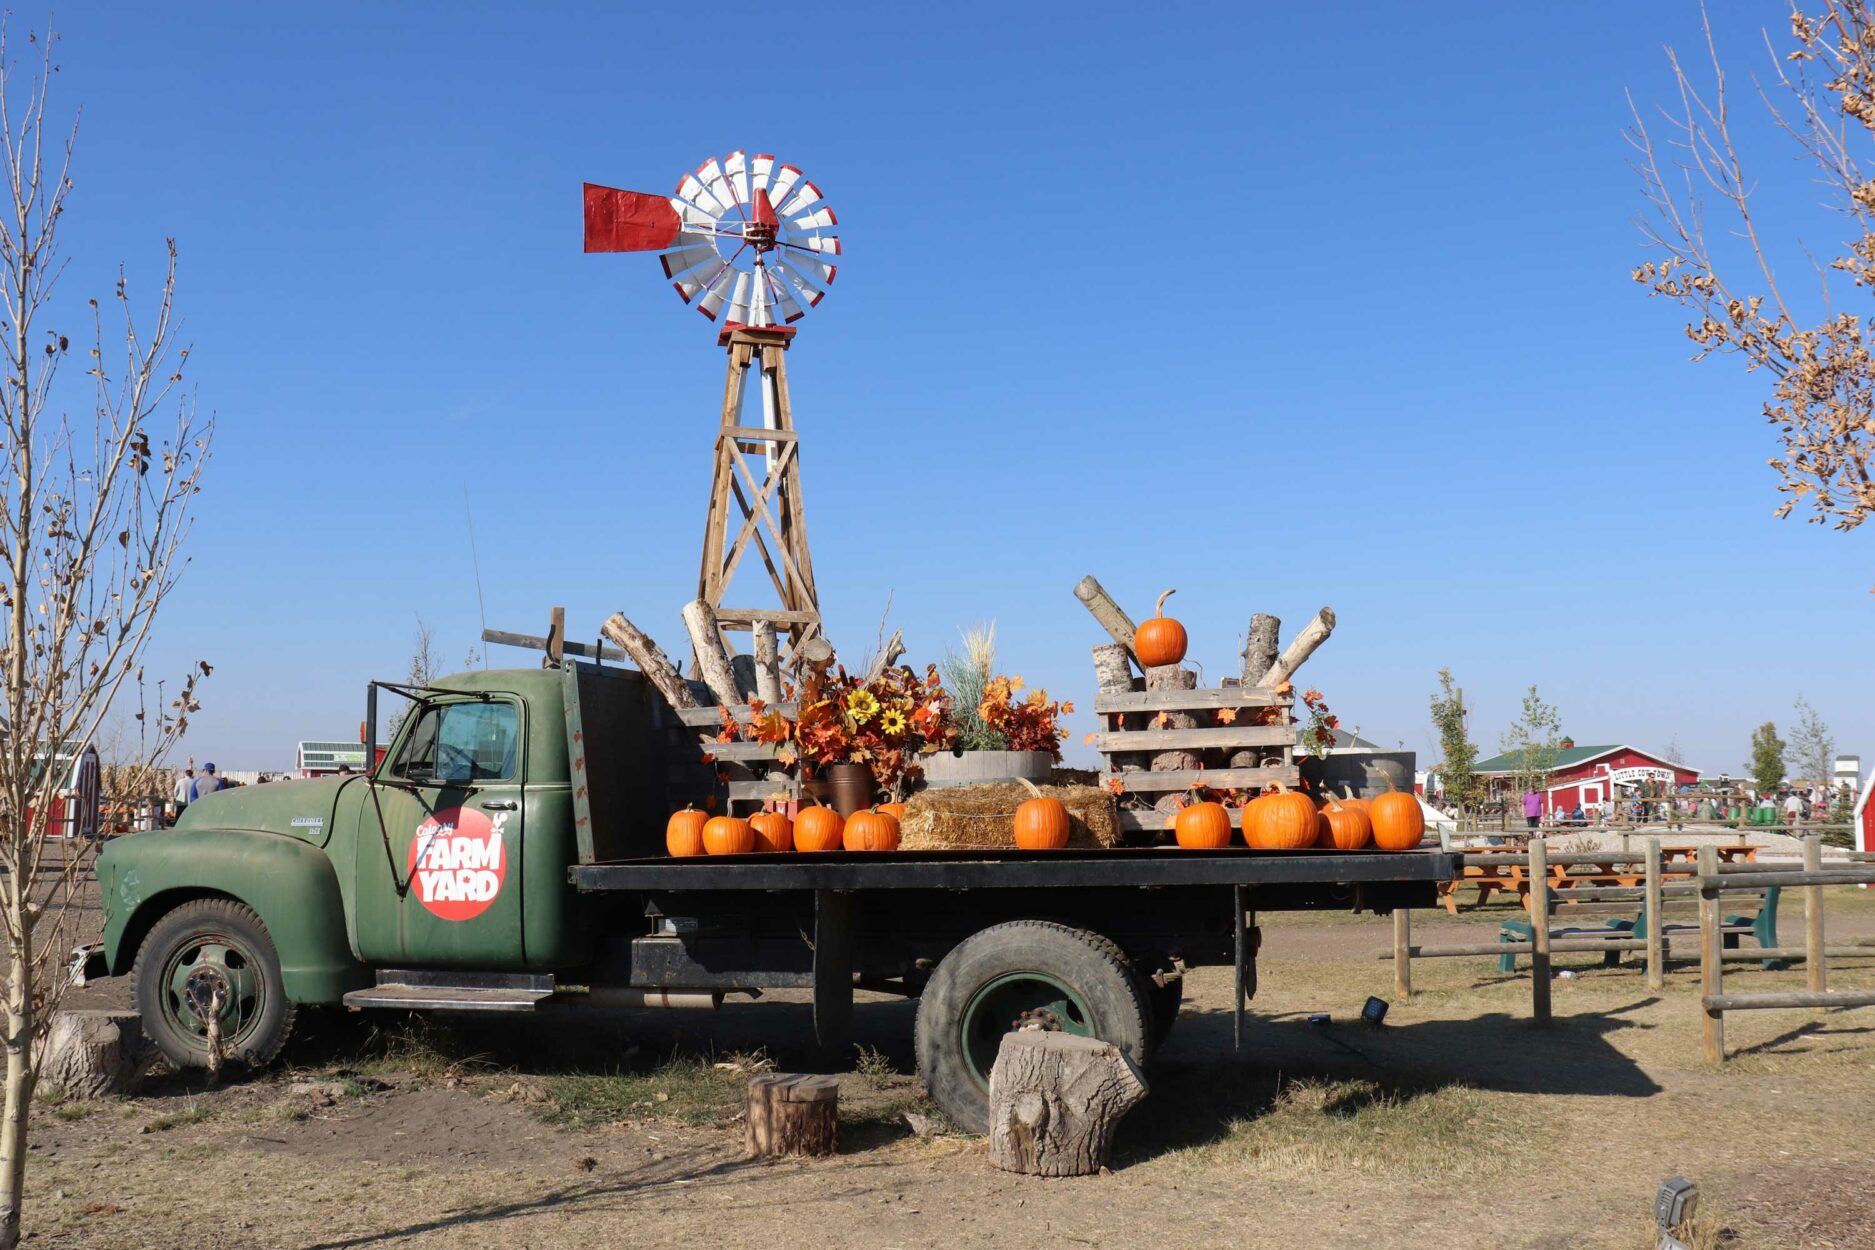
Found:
601,604 -> 819,816
1073,575 -> 1335,840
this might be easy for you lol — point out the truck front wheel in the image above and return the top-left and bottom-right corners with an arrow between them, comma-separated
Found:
134,899 -> 296,1072
914,920 -> 1149,1133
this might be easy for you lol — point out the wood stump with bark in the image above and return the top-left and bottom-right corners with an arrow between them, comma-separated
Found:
745,1073 -> 839,1158
987,1030 -> 1148,1177
41,1010 -> 155,1100
1146,664 -> 1199,820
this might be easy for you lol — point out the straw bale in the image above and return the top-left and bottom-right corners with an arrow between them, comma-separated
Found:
899,783 -> 1117,851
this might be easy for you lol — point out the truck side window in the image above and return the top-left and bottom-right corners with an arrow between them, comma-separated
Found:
394,702 -> 517,784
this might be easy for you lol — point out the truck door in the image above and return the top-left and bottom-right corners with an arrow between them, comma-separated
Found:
353,695 -> 527,967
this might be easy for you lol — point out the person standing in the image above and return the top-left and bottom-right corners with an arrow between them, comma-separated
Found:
191,762 -> 224,801
1783,789 -> 1803,833
170,767 -> 194,824
1522,788 -> 1542,832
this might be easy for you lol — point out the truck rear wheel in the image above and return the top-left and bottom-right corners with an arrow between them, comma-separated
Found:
914,920 -> 1149,1133
134,899 -> 296,1072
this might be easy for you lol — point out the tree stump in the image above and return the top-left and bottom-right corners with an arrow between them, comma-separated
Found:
41,1010 -> 155,1100
1147,665 -> 1199,821
745,1073 -> 839,1158
988,1031 -> 1148,1177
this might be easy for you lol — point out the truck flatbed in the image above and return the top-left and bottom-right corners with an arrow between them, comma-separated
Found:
571,848 -> 1461,892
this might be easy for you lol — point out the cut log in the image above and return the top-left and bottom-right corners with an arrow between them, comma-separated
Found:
41,1010 -> 155,1100
792,634 -> 835,673
1092,643 -> 1145,776
1147,665 -> 1200,817
988,1030 -> 1148,1177
729,653 -> 759,702
1241,613 -> 1280,688
745,1073 -> 839,1158
752,621 -> 783,704
682,600 -> 744,707
1258,607 -> 1335,688
600,613 -> 697,710
863,628 -> 906,681
1072,575 -> 1139,664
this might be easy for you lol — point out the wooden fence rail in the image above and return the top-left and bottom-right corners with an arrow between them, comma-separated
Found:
1698,841 -> 1875,1063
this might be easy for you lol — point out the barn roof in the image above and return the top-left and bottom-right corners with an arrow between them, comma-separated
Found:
1472,743 -> 1625,774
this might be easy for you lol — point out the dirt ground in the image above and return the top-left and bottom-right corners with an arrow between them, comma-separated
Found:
26,887 -> 1875,1250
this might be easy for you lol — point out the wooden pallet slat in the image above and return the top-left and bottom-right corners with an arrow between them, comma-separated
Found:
1102,766 -> 1299,793
1093,726 -> 1292,751
675,701 -> 800,728
1094,689 -> 1288,713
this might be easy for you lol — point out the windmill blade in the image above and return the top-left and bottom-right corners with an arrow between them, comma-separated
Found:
582,183 -> 682,252
659,243 -> 721,280
672,197 -> 718,229
750,153 -> 775,198
771,259 -> 825,308
782,234 -> 841,255
697,158 -> 739,218
765,267 -> 807,323
767,164 -> 804,211
725,271 -> 754,325
694,265 -> 737,320
787,205 -> 838,232
676,173 -> 727,219
784,251 -> 837,287
775,178 -> 821,219
723,150 -> 750,208
747,268 -> 773,326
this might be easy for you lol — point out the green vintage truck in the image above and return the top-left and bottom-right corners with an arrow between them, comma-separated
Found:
90,657 -> 1456,1130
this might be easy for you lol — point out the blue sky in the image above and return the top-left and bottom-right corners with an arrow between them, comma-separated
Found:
39,2 -> 1870,777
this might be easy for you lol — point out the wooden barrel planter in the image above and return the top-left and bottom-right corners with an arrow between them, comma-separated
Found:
920,750 -> 1054,789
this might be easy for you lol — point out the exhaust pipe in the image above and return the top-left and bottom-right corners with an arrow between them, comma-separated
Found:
578,986 -> 722,1010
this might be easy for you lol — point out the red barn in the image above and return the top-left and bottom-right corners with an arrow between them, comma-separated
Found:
1471,741 -> 1701,815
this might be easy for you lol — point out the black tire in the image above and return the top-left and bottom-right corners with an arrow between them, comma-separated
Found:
914,920 -> 1150,1134
134,898 -> 296,1071
1147,978 -> 1183,1050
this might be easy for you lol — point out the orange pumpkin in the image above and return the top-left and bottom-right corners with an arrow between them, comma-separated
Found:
1336,787 -> 1372,815
794,804 -> 844,852
1370,791 -> 1425,850
1174,801 -> 1233,849
749,810 -> 793,854
1134,588 -> 1188,668
665,806 -> 709,858
877,802 -> 908,823
843,807 -> 901,852
702,815 -> 755,856
1318,799 -> 1373,851
1013,795 -> 1071,850
1247,784 -> 1317,850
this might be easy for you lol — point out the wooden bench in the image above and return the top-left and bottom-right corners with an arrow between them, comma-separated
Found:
1497,886 -> 1781,973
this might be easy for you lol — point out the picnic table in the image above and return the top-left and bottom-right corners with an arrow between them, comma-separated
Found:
1438,843 -> 1762,914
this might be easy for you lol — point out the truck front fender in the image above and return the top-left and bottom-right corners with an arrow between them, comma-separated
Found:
102,828 -> 368,1004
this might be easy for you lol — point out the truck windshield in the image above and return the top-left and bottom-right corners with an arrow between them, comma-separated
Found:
393,701 -> 517,784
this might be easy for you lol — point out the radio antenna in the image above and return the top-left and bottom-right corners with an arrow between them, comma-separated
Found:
463,485 -> 489,668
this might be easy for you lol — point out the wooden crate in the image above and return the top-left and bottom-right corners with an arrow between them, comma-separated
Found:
672,703 -> 801,812
1091,685 -> 1297,836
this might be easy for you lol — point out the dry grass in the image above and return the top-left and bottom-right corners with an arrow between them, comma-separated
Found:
900,782 -> 1117,850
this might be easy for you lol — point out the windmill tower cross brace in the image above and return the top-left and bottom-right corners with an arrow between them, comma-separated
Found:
582,150 -> 840,658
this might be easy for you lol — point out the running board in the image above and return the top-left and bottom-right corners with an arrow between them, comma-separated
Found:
343,968 -> 555,1013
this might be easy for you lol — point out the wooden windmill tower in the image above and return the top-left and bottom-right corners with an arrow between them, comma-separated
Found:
583,152 -> 841,657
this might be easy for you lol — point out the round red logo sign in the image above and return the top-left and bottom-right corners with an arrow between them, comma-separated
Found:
407,806 -> 508,921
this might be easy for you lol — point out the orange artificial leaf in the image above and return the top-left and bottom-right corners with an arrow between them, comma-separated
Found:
1215,707 -> 1238,724
1153,711 -> 1171,729
1107,778 -> 1125,796
1083,732 -> 1098,745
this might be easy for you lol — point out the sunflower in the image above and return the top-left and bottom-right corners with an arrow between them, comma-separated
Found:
878,708 -> 908,736
846,689 -> 880,723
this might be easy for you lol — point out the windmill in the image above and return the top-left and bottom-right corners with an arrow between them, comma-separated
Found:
583,151 -> 841,658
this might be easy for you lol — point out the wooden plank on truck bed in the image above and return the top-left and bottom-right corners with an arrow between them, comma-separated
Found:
675,702 -> 800,728
1102,766 -> 1298,792
1094,689 -> 1288,713
1094,726 -> 1293,751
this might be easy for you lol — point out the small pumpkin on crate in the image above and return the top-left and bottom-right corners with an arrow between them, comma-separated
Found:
843,806 -> 901,852
1134,588 -> 1188,668
1012,778 -> 1070,850
702,815 -> 755,856
666,806 -> 709,858
1246,783 -> 1317,851
793,802 -> 845,853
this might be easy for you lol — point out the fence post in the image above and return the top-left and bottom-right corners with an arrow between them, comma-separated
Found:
1528,838 -> 1551,1024
1393,908 -> 1412,998
1804,834 -> 1827,1004
1645,836 -> 1664,991
1699,844 -> 1724,1064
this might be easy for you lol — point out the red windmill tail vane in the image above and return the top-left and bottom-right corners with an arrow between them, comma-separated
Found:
582,151 -> 840,328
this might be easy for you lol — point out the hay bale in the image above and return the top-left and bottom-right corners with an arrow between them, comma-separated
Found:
900,784 -> 1117,851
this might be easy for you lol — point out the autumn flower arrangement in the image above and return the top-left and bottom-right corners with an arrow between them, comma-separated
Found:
787,663 -> 957,791
977,676 -> 1073,760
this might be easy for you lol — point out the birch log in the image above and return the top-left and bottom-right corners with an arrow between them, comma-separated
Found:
1148,665 -> 1199,818
682,600 -> 743,706
601,613 -> 698,709
988,1031 -> 1148,1177
1241,613 -> 1280,688
1258,607 -> 1336,688
1073,575 -> 1139,664
752,621 -> 784,704
1092,643 -> 1144,774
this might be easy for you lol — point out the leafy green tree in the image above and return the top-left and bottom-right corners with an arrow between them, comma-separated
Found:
1429,668 -> 1480,814
1825,782 -> 1856,848
1748,721 -> 1786,795
1788,695 -> 1835,791
1499,686 -> 1562,798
